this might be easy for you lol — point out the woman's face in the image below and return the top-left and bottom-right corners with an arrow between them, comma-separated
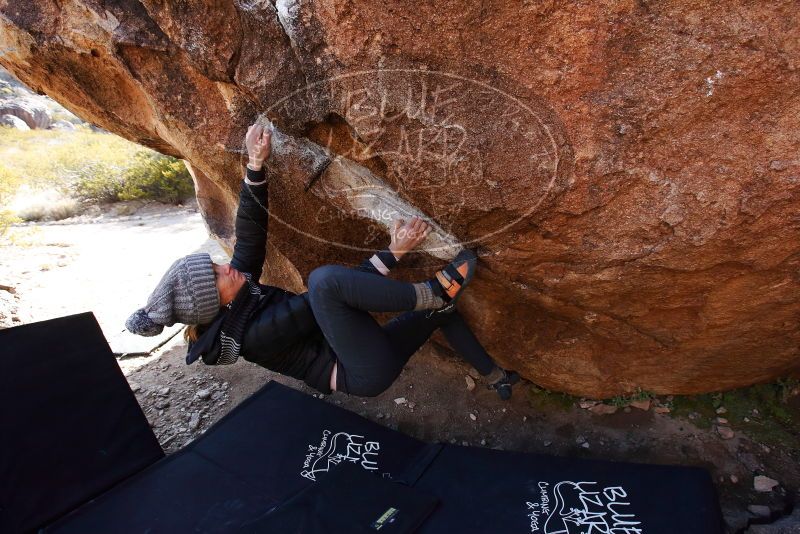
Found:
213,263 -> 246,307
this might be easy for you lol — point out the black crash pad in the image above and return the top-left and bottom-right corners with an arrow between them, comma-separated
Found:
45,381 -> 431,532
238,462 -> 439,533
48,380 -> 722,533
0,313 -> 163,533
415,444 -> 722,534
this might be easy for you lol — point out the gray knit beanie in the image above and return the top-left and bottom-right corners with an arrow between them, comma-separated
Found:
125,253 -> 220,336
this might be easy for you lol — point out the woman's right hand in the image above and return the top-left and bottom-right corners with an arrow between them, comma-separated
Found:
389,216 -> 431,260
246,122 -> 272,170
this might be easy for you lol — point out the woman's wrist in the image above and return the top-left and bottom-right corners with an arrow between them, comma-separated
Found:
368,248 -> 400,276
244,164 -> 267,185
247,159 -> 264,171
388,246 -> 403,261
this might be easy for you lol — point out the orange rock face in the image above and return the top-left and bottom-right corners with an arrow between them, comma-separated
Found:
1,0 -> 798,397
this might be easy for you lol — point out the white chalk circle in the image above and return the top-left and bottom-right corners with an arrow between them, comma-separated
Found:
260,69 -> 571,254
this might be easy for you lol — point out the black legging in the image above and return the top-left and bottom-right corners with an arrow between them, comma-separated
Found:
306,265 -> 494,397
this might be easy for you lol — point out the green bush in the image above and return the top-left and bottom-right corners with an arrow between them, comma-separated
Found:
68,161 -> 127,203
69,152 -> 193,204
0,210 -> 20,234
0,166 -> 21,234
0,166 -> 20,199
0,128 -> 194,205
0,128 -> 129,186
118,152 -> 194,204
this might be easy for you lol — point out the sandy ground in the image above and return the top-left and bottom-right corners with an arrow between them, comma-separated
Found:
2,202 -> 798,533
0,200 -> 228,352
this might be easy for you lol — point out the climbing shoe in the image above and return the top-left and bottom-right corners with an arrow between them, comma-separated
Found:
427,248 -> 478,315
487,370 -> 520,401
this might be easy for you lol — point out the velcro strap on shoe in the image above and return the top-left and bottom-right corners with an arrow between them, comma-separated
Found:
444,264 -> 465,286
435,271 -> 453,290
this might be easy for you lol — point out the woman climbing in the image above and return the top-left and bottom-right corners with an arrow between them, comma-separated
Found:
125,121 -> 519,399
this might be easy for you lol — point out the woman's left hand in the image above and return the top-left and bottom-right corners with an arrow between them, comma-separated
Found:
246,123 -> 272,170
389,216 -> 431,260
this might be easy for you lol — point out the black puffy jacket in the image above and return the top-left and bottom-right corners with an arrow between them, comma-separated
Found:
186,166 -> 390,393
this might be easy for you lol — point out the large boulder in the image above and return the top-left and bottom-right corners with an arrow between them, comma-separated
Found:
0,1 -> 797,397
50,119 -> 75,131
0,113 -> 29,130
0,98 -> 51,129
